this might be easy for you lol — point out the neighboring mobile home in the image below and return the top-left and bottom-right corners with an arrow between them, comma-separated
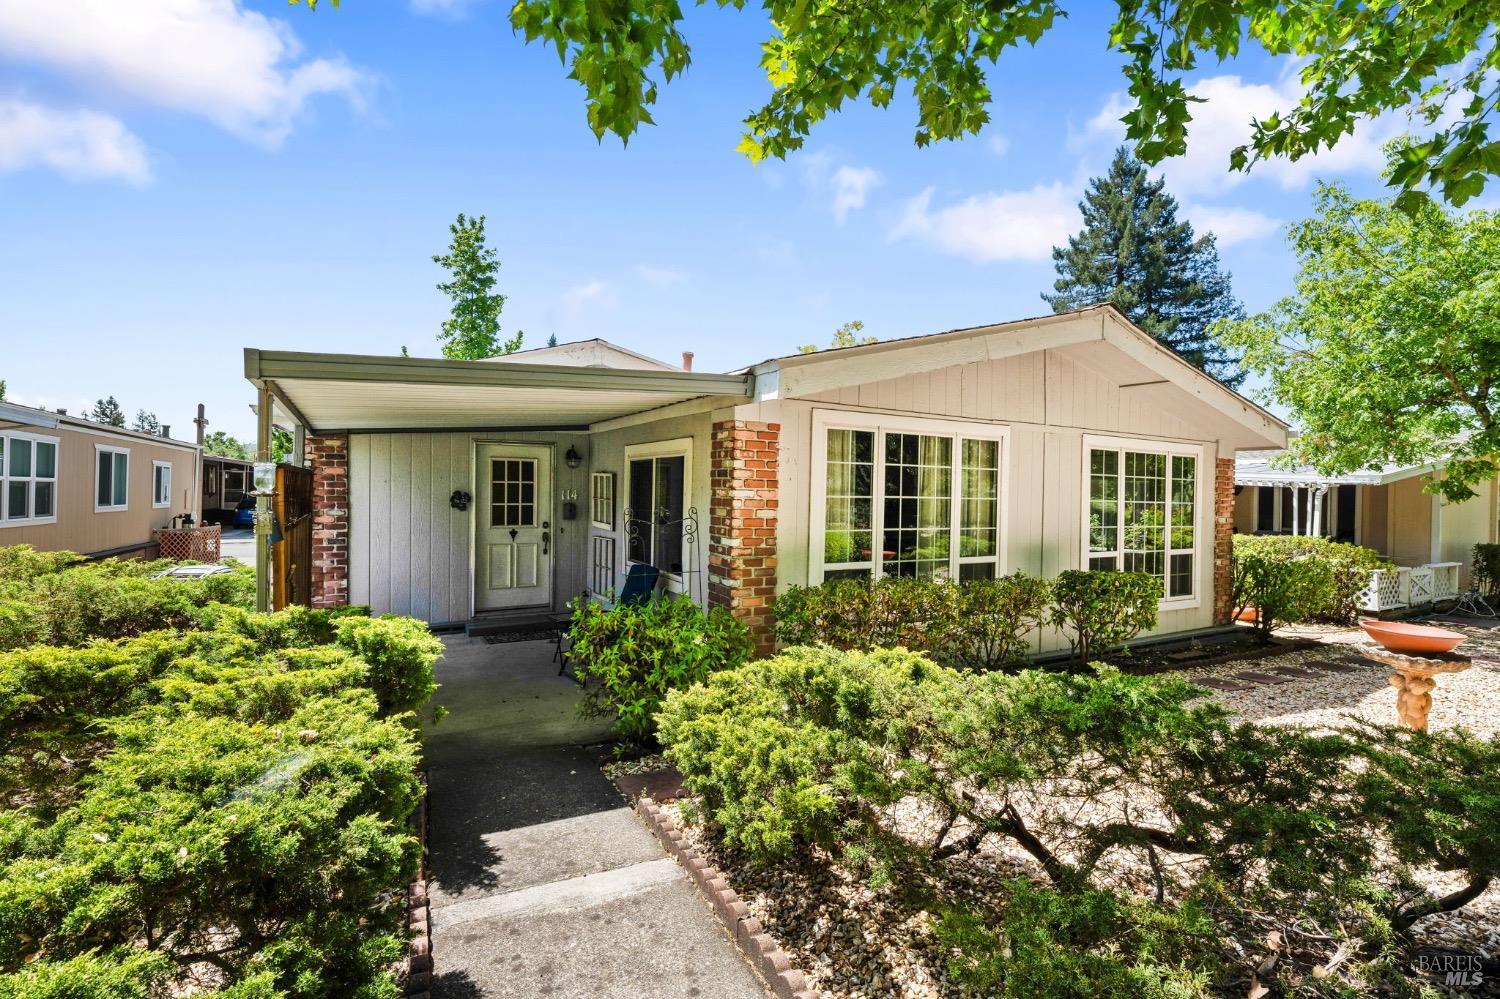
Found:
0,400 -> 199,559
243,305 -> 1287,651
1234,450 -> 1497,587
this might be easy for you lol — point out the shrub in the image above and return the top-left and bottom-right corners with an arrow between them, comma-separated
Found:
1471,542 -> 1500,598
1047,570 -> 1160,664
567,594 -> 752,745
1231,534 -> 1389,625
773,573 -> 1050,671
334,616 -> 443,717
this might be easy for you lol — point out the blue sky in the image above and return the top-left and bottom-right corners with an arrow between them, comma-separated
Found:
1,1 -> 1407,442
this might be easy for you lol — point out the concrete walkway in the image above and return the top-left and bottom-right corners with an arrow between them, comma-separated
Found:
421,636 -> 765,999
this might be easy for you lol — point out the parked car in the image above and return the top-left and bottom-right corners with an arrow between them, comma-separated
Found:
231,494 -> 257,528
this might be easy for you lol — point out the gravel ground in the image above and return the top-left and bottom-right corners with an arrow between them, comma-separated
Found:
646,620 -> 1500,998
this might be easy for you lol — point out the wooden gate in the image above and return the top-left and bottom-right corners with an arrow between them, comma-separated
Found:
272,463 -> 313,610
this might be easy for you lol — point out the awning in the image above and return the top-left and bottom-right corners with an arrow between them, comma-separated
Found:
244,349 -> 754,433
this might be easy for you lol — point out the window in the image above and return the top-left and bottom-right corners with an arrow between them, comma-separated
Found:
489,457 -> 537,527
591,535 -> 617,595
1087,441 -> 1199,600
96,445 -> 129,512
814,413 -> 1006,583
152,461 -> 172,508
1,432 -> 59,526
624,439 -> 692,579
590,471 -> 615,530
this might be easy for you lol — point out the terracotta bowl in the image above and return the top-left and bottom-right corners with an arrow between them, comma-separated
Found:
1358,618 -> 1466,655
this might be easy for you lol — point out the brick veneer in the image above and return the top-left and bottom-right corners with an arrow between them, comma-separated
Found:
308,433 -> 350,609
708,420 -> 779,655
1213,456 -> 1235,625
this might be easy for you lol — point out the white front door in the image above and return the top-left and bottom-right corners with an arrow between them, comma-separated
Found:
475,444 -> 553,612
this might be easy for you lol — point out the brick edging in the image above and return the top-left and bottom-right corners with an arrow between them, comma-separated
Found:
406,771 -> 432,997
635,797 -> 816,999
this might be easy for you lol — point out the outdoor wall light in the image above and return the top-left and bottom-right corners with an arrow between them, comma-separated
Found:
564,445 -> 582,469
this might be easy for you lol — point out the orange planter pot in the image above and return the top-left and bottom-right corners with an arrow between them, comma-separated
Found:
1358,618 -> 1466,655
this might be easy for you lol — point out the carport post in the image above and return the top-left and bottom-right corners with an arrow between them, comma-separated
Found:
255,384 -> 273,612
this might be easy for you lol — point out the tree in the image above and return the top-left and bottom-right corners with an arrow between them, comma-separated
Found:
0,380 -> 6,402
1045,148 -> 1244,387
272,427 -> 294,463
547,334 -> 558,348
799,319 -> 878,354
201,432 -> 250,460
433,213 -> 522,360
288,0 -> 1490,207
132,410 -> 160,435
1219,185 -> 1500,502
87,397 -> 125,427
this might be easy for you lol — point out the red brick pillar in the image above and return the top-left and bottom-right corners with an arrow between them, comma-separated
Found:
1213,456 -> 1236,625
708,420 -> 779,656
308,433 -> 350,609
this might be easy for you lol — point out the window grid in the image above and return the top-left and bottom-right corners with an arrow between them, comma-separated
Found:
959,438 -> 1000,566
590,471 -> 615,530
883,433 -> 953,579
2,433 -> 59,526
1088,446 -> 1198,599
489,458 -> 536,527
823,428 -> 875,571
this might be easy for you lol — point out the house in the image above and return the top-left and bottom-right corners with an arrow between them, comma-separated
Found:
1234,449 -> 1496,587
0,400 -> 200,559
201,453 -> 253,525
242,304 -> 1287,652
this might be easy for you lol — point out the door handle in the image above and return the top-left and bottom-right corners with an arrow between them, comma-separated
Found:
541,529 -> 551,555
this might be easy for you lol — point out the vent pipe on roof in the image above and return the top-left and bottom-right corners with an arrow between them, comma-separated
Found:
681,351 -> 694,372
160,425 -> 171,438
55,408 -> 67,416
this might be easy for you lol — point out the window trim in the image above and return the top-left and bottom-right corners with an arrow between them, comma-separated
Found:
1,430 -> 60,528
622,436 -> 694,592
809,409 -> 1010,586
152,460 -> 173,509
95,443 -> 131,513
1080,434 -> 1207,610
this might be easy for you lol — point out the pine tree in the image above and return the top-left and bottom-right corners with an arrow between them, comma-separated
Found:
432,213 -> 523,360
1045,147 -> 1244,388
547,334 -> 559,348
88,396 -> 126,427
132,410 -> 160,434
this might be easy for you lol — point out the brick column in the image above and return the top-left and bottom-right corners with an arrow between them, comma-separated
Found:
708,420 -> 779,656
1213,456 -> 1235,625
308,433 -> 350,609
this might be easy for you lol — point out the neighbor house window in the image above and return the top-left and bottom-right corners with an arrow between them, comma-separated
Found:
152,461 -> 172,508
624,439 -> 692,579
96,444 -> 129,512
814,413 -> 1006,583
1,432 -> 59,526
1087,441 -> 1199,600
590,471 -> 615,530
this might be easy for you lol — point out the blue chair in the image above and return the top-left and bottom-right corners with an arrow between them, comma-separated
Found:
557,565 -> 661,677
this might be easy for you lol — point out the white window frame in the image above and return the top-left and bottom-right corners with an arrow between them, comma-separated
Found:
809,409 -> 1010,586
95,443 -> 130,513
590,470 -> 615,530
623,437 -> 694,593
1,430 -> 60,528
1081,434 -> 1207,610
152,460 -> 173,509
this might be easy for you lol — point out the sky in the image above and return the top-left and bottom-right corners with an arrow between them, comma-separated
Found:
0,1 -> 1413,443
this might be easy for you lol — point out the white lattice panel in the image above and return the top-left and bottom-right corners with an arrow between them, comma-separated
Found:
1360,568 -> 1406,612
1406,566 -> 1435,605
1426,562 -> 1461,601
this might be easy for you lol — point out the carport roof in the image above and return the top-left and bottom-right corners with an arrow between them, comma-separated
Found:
243,349 -> 753,433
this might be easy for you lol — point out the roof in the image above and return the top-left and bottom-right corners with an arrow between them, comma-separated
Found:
492,338 -> 681,371
244,350 -> 752,432
0,400 -> 199,451
1235,448 -> 1441,487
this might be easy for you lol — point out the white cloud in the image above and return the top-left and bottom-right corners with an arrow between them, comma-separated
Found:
634,264 -> 686,288
987,133 -> 1010,159
0,97 -> 150,184
890,181 -> 1076,262
0,0 -> 370,145
1080,71 -> 1397,197
1183,204 -> 1282,246
830,165 -> 880,223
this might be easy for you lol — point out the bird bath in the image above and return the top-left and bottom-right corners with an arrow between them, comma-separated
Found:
1357,619 -> 1474,730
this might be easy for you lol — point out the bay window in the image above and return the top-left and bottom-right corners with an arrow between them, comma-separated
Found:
815,413 -> 1005,583
1087,440 -> 1200,600
1,432 -> 59,526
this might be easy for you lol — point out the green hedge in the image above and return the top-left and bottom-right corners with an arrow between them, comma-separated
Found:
1231,535 -> 1390,628
1472,543 -> 1500,598
0,545 -> 256,651
659,645 -> 1500,991
0,598 -> 442,998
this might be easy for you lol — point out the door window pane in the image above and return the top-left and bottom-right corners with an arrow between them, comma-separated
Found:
882,433 -> 952,579
626,458 -> 654,564
654,455 -> 685,574
825,429 -> 874,565
490,458 -> 536,527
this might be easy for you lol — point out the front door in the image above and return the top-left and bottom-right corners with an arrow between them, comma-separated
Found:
475,444 -> 553,612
